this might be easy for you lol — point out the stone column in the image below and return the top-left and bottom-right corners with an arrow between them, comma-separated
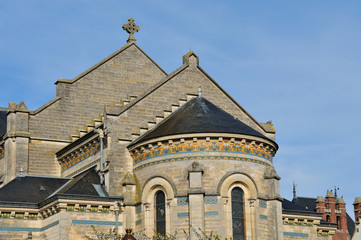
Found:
188,162 -> 204,239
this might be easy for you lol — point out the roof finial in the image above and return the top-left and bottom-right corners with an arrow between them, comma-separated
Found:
122,18 -> 140,44
198,86 -> 202,97
293,181 -> 297,199
334,186 -> 339,199
20,166 -> 24,177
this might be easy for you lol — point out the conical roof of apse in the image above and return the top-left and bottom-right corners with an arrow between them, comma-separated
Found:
129,97 -> 275,147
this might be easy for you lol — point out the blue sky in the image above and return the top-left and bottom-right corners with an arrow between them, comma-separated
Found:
1,1 -> 360,216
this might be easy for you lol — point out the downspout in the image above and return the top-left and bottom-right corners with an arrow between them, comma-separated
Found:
114,201 -> 120,234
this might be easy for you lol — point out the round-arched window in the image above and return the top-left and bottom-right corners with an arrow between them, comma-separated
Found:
231,187 -> 245,240
155,190 -> 166,235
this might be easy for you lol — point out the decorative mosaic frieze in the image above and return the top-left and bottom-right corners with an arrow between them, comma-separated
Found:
282,217 -> 316,226
283,232 -> 308,237
65,159 -> 99,177
102,207 -> 110,213
177,197 -> 189,206
318,232 -> 329,237
58,138 -> 108,171
0,212 -> 10,219
72,219 -> 122,226
260,214 -> 268,220
132,139 -> 274,164
14,213 -> 24,219
28,213 -> 38,220
0,211 -> 38,220
66,205 -> 75,211
135,219 -> 142,225
177,212 -> 189,217
259,200 -> 267,208
0,220 -> 59,232
204,196 -> 218,204
37,202 -> 114,220
204,211 -> 218,216
134,155 -> 271,171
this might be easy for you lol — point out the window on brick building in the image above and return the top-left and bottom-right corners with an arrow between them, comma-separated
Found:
231,187 -> 245,240
337,216 -> 341,229
155,190 -> 166,235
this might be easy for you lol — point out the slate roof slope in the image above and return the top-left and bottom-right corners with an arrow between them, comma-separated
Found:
0,176 -> 70,204
129,97 -> 274,147
0,107 -> 7,138
282,198 -> 313,212
0,168 -> 109,206
290,196 -> 355,236
293,197 -> 317,211
55,168 -> 108,197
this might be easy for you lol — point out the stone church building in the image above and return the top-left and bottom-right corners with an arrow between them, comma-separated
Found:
0,19 -> 358,239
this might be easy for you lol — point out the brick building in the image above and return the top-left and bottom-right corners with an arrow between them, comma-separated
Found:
0,19 -> 358,239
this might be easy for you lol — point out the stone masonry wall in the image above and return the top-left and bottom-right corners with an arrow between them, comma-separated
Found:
29,44 -> 166,141
16,44 -> 167,178
106,54 -> 275,195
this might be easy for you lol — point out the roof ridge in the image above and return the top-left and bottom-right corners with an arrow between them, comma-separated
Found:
104,56 -> 273,136
196,65 -> 273,134
128,97 -> 275,148
19,175 -> 71,179
30,43 -> 167,116
128,96 -> 194,146
295,196 -> 317,199
56,43 -> 167,85
30,97 -> 61,115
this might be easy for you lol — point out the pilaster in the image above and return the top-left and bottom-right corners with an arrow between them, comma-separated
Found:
121,172 -> 137,230
188,162 -> 204,239
4,101 -> 30,183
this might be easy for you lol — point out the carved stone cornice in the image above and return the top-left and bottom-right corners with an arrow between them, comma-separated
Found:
57,134 -> 107,172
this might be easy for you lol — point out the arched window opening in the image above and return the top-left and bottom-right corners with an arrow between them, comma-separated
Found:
231,187 -> 245,240
155,190 -> 166,235
337,216 -> 341,229
326,215 -> 330,222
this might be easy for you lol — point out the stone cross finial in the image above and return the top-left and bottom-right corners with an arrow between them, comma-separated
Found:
122,18 -> 140,44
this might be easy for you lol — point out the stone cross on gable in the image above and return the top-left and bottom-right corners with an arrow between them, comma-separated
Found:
122,18 -> 140,44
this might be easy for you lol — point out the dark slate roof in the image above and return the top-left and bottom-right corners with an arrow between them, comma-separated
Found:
0,168 -> 109,205
291,196 -> 355,236
129,97 -> 273,147
293,197 -> 317,211
56,168 -> 108,197
282,198 -> 314,212
0,107 -> 7,138
0,176 -> 70,204
347,214 -> 355,236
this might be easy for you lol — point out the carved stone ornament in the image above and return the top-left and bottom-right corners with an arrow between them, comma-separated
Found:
122,18 -> 140,44
223,197 -> 229,206
143,203 -> 151,211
